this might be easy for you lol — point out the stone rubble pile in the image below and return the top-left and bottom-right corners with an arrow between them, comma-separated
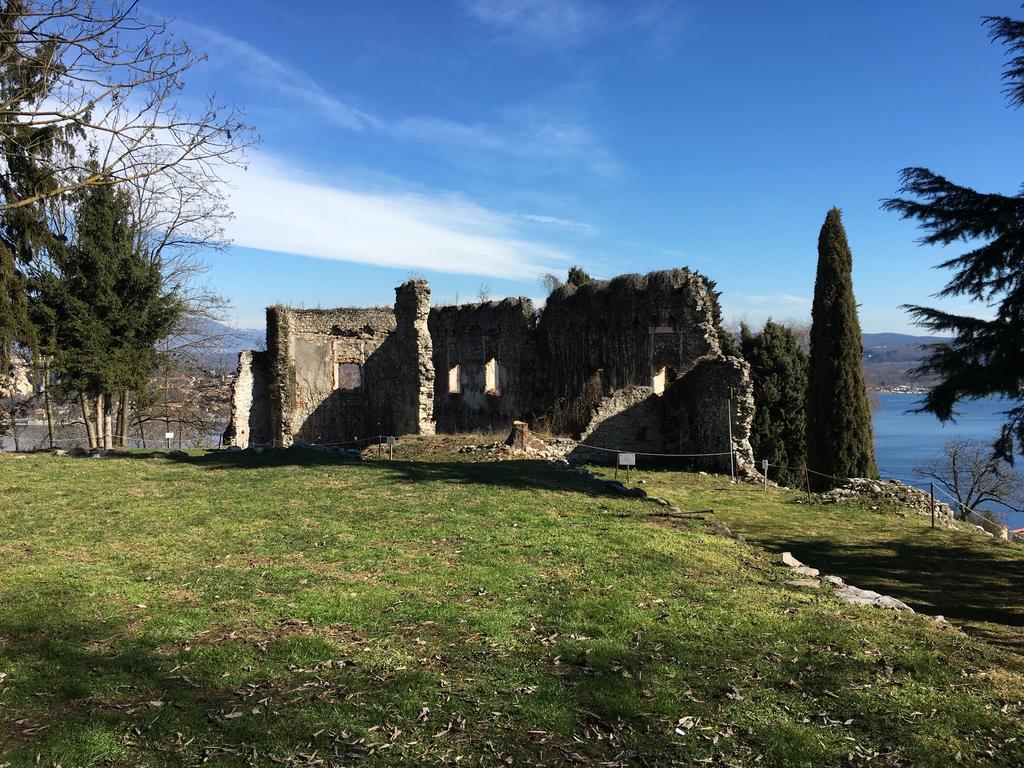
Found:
457,437 -> 574,462
817,477 -> 959,528
778,551 -> 916,613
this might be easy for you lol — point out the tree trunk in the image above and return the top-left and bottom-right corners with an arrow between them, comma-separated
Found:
95,392 -> 106,449
117,391 -> 129,448
136,413 -> 147,449
103,394 -> 113,450
42,360 -> 55,449
81,393 -> 97,449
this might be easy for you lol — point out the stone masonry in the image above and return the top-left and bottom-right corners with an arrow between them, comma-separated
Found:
227,269 -> 758,476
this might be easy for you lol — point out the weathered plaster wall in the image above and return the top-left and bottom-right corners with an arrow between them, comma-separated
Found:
428,298 -> 535,433
225,349 -> 271,448
266,305 -> 399,445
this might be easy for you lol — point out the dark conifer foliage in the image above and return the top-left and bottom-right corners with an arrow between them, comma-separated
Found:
566,266 -> 592,287
882,8 -> 1024,459
806,209 -> 877,486
42,180 -> 180,401
741,320 -> 808,487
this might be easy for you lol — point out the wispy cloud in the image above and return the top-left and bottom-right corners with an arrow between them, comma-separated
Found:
222,154 -> 573,280
176,22 -> 378,131
179,21 -> 616,175
460,0 -> 601,48
518,213 -> 597,235
460,0 -> 687,54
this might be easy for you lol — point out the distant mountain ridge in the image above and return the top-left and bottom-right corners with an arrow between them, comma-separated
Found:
861,332 -> 952,389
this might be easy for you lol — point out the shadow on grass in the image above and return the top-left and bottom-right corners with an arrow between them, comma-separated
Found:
118,449 -> 619,498
750,533 -> 1024,654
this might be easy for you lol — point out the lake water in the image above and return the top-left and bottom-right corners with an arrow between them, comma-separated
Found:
873,392 -> 1024,530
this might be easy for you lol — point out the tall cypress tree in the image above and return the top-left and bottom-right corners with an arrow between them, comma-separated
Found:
806,208 -> 877,486
741,319 -> 808,487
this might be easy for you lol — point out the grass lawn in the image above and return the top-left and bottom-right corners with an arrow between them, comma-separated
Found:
1,446 -> 1023,767
625,469 -> 1024,657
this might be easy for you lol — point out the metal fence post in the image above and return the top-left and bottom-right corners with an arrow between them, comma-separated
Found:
930,482 -> 935,528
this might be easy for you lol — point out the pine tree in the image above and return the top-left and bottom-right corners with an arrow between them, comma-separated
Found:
45,178 -> 180,447
566,266 -> 592,287
0,2 -> 79,358
806,208 -> 877,486
882,11 -> 1024,460
741,320 -> 808,487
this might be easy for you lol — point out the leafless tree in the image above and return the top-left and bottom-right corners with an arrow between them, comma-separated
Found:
1,0 -> 253,211
914,438 -> 1023,520
538,272 -> 563,294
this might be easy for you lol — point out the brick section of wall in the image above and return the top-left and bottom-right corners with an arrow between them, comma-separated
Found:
428,298 -> 535,434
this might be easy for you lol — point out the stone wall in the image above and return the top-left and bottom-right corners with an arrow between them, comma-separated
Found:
393,281 -> 435,435
266,304 -> 399,446
664,355 -> 758,477
428,298 -> 535,433
225,350 -> 271,448
535,270 -> 721,436
229,269 -> 758,475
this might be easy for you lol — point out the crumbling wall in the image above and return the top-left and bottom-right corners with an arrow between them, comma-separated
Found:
266,305 -> 399,445
225,350 -> 271,448
428,298 -> 535,433
665,355 -> 758,477
394,281 -> 435,435
236,268 -> 757,471
535,269 -> 721,435
568,386 -> 665,464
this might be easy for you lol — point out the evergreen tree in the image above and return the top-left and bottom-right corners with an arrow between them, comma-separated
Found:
0,1 -> 79,357
44,179 -> 180,446
740,320 -> 808,487
566,266 -> 592,286
806,208 -> 877,486
882,10 -> 1024,460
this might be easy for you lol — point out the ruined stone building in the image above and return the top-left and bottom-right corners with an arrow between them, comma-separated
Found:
226,268 -> 757,474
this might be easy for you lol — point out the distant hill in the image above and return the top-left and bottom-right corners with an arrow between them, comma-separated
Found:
166,318 -> 263,371
861,333 -> 952,390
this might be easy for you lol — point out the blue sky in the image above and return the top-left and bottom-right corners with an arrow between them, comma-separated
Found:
148,0 -> 1024,332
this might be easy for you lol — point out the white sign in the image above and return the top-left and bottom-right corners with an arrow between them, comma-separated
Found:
385,436 -> 396,445
165,432 -> 175,440
617,452 -> 636,467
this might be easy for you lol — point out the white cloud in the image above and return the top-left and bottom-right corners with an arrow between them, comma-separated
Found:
178,21 -> 616,175
222,154 -> 573,279
460,0 -> 601,48
518,213 -> 597,234
461,0 -> 687,54
176,22 -> 378,131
